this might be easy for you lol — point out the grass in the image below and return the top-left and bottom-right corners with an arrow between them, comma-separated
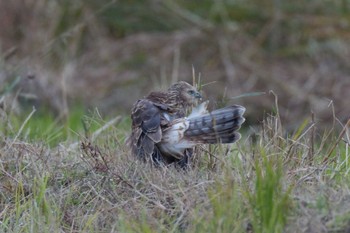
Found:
1,0 -> 350,232
0,100 -> 349,233
2,0 -> 349,130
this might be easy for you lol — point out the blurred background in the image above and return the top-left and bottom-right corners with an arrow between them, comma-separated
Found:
1,0 -> 349,132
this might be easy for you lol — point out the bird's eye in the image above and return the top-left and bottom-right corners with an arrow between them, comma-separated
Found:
188,90 -> 195,95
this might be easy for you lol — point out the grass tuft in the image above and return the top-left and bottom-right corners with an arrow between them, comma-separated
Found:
246,151 -> 292,233
1,102 -> 349,232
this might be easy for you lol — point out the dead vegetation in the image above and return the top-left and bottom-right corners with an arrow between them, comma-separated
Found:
1,0 -> 350,232
1,93 -> 349,232
1,0 -> 349,127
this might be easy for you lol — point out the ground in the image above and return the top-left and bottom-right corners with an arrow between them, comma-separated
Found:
1,1 -> 350,232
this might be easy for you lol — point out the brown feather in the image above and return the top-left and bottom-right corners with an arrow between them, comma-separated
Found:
129,81 -> 244,167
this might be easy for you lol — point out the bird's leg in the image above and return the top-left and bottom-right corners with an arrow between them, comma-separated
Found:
176,148 -> 193,169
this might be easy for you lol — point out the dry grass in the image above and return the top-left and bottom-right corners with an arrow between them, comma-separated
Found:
1,1 -> 350,232
0,98 -> 349,232
1,0 -> 349,127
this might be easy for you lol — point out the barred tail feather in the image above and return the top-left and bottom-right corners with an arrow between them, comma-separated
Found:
184,105 -> 245,144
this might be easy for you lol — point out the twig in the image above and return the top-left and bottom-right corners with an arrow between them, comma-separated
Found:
170,205 -> 190,233
192,65 -> 196,87
68,116 -> 122,150
323,118 -> 350,163
0,168 -> 21,185
309,111 -> 315,164
218,36 -> 236,84
3,46 -> 18,60
91,116 -> 122,141
198,145 -> 235,169
269,90 -> 283,135
6,106 -> 36,150
230,91 -> 266,100
171,48 -> 180,84
163,0 -> 213,30
285,122 -> 316,158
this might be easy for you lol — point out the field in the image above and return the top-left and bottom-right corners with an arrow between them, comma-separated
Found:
1,0 -> 350,232
1,97 -> 349,232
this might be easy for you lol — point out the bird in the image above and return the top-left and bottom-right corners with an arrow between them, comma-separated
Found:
128,81 -> 245,167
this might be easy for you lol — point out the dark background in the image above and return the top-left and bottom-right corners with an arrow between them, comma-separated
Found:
1,0 -> 349,129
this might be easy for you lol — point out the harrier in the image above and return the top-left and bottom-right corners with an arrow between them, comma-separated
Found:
128,81 -> 245,166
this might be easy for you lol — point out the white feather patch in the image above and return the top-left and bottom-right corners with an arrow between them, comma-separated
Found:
187,100 -> 209,119
158,119 -> 195,159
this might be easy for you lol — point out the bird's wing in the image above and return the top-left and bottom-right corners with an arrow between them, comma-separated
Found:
159,105 -> 245,157
130,99 -> 163,159
158,118 -> 191,159
184,105 -> 245,144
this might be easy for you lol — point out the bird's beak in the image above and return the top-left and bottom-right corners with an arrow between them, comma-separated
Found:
195,92 -> 202,99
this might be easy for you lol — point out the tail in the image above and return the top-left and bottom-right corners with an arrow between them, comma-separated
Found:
184,105 -> 246,144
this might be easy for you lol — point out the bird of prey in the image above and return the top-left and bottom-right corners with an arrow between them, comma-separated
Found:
128,81 -> 245,167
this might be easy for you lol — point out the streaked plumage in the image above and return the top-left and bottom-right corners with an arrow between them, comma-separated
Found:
128,81 -> 245,166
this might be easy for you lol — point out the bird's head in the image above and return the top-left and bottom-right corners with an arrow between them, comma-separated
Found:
168,81 -> 202,107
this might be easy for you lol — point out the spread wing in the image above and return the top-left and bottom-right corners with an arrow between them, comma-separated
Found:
184,105 -> 245,143
129,97 -> 245,166
158,104 -> 245,158
130,99 -> 163,161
